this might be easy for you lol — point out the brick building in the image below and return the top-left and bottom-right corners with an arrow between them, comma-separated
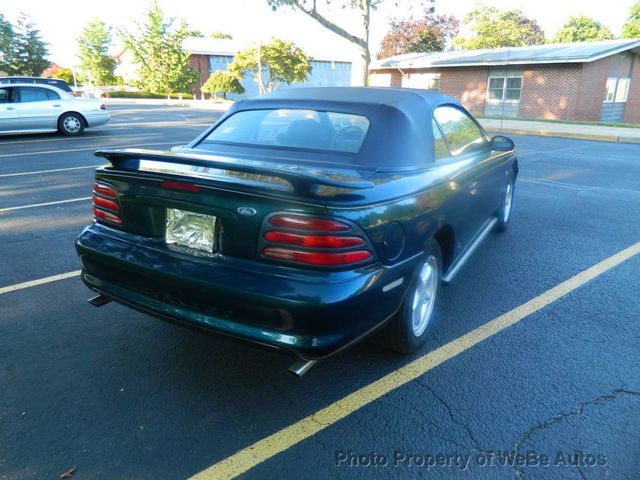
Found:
369,39 -> 640,123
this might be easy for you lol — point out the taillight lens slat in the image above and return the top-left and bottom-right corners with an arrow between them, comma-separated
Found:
93,207 -> 122,226
94,182 -> 117,198
264,231 -> 363,248
92,194 -> 119,211
262,248 -> 371,266
269,215 -> 350,232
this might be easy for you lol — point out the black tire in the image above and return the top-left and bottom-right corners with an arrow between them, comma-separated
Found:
375,240 -> 442,354
495,173 -> 515,232
58,112 -> 85,136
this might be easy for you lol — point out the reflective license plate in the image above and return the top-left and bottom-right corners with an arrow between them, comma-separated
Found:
165,208 -> 217,257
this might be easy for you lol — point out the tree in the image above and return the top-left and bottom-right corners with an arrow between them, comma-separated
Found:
267,0 -> 390,85
455,4 -> 545,50
622,1 -> 640,39
120,1 -> 198,96
209,32 -> 233,39
378,13 -> 459,59
0,14 -> 14,74
42,64 -> 76,85
10,13 -> 49,76
228,38 -> 311,93
202,70 -> 244,98
552,16 -> 614,43
78,20 -> 116,86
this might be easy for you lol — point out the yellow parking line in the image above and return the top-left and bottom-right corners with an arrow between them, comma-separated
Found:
0,270 -> 81,295
0,197 -> 91,213
189,240 -> 640,480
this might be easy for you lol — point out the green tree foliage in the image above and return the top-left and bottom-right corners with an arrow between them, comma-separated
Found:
209,32 -> 233,39
267,0 -> 388,85
378,13 -> 459,59
455,4 -> 545,49
622,1 -> 640,39
0,14 -> 14,74
120,1 -> 198,96
552,16 -> 614,43
42,64 -> 76,85
202,70 -> 244,98
228,38 -> 311,93
78,20 -> 116,86
10,13 -> 50,76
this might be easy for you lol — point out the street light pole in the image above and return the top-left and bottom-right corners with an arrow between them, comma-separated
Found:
257,42 -> 263,96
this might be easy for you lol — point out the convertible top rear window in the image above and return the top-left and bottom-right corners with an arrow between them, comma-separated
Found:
200,109 -> 370,154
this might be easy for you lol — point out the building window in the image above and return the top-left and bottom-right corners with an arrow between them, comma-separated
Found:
604,77 -> 631,103
487,76 -> 522,103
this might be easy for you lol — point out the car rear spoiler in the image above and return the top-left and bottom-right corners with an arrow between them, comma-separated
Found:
95,148 -> 375,193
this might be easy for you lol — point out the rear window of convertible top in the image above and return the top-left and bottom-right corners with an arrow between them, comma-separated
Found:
200,109 -> 370,154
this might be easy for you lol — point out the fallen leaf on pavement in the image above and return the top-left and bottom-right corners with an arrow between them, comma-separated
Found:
59,466 -> 76,479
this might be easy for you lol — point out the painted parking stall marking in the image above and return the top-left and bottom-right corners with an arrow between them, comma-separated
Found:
189,240 -> 640,480
0,271 -> 81,296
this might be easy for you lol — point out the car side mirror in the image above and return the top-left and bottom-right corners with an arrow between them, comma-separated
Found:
490,135 -> 515,152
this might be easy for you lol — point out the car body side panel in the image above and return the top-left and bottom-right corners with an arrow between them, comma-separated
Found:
0,87 -> 20,132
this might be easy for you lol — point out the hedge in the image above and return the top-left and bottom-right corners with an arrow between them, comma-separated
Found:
107,91 -> 194,100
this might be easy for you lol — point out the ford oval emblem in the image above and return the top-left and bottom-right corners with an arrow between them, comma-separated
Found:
237,207 -> 257,216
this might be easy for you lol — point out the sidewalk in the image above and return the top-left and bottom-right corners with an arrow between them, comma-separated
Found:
480,118 -> 640,144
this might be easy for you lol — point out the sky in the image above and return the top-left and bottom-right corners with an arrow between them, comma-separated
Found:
1,0 -> 638,68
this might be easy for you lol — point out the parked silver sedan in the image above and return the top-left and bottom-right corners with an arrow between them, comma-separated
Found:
0,83 -> 110,136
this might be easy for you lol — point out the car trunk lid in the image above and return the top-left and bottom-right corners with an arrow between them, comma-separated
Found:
92,148 -> 377,264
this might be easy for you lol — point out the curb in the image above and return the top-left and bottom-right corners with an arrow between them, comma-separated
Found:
483,127 -> 639,144
104,98 -> 232,111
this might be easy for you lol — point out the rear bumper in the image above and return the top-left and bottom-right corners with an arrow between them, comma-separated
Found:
76,223 -> 419,359
84,111 -> 110,128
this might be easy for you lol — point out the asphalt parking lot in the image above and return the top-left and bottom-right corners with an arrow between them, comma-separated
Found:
1,104 -> 639,480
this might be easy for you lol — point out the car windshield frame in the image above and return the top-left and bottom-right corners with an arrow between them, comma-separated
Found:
198,108 -> 371,156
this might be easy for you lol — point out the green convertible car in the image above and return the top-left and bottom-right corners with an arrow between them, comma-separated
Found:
76,87 -> 517,376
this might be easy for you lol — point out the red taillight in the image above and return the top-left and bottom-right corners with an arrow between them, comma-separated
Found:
262,214 -> 372,267
93,207 -> 122,226
269,215 -> 350,232
262,248 -> 371,265
92,194 -> 119,211
162,180 -> 201,192
92,182 -> 121,226
264,231 -> 364,248
94,182 -> 117,198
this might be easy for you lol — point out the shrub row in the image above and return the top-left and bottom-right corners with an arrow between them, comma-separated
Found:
107,91 -> 194,100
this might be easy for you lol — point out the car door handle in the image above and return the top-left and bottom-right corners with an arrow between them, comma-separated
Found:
5,106 -> 16,110
53,104 -> 62,107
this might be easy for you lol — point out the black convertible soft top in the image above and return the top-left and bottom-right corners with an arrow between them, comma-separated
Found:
194,87 -> 465,168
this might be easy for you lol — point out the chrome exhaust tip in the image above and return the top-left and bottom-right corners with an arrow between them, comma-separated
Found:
288,359 -> 317,377
88,294 -> 111,307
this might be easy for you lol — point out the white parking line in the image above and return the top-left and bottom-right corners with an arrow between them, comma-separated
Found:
0,270 -> 81,296
0,141 -> 179,158
0,133 -> 162,145
0,165 -> 103,178
0,197 -> 91,213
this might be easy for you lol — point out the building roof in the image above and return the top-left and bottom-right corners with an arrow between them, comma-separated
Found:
181,37 -> 355,63
370,39 -> 640,71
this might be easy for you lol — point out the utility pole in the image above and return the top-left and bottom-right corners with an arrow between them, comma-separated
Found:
257,42 -> 263,96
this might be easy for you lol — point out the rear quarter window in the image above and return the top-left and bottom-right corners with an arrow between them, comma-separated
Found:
434,106 -> 486,156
